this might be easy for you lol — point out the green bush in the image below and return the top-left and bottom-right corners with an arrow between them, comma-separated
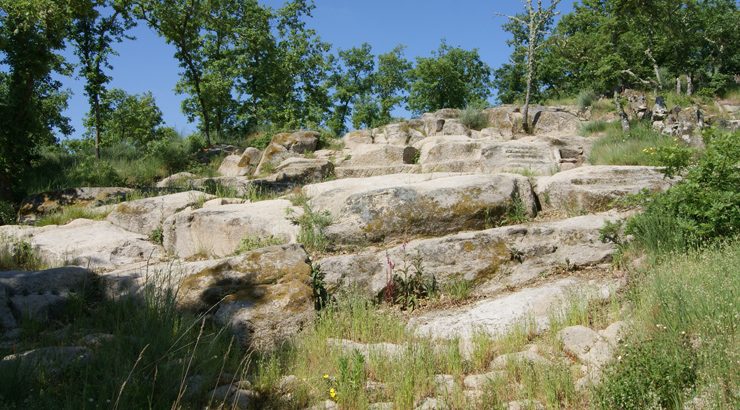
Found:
576,89 -> 596,111
459,105 -> 489,130
626,128 -> 740,253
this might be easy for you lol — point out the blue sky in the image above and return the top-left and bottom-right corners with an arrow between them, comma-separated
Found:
58,0 -> 576,139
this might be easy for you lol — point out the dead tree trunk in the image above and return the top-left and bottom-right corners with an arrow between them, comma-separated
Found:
614,90 -> 630,132
676,77 -> 681,95
686,75 -> 693,96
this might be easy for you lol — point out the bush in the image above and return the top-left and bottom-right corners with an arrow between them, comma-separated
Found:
576,89 -> 596,111
459,105 -> 489,131
627,128 -> 740,253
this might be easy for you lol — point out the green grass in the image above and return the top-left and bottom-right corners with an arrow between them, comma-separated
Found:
459,106 -> 490,130
589,122 -> 682,165
595,240 -> 740,409
34,205 -> 111,227
579,120 -> 618,137
235,235 -> 285,254
292,203 -> 332,253
0,280 -> 246,410
0,237 -> 44,271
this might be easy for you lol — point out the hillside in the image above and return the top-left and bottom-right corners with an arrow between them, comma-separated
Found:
1,94 -> 738,409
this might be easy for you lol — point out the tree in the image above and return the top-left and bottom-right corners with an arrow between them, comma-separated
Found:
327,43 -> 375,136
71,0 -> 135,159
374,46 -> 412,124
0,0 -> 73,200
408,41 -> 492,115
498,0 -> 561,134
84,88 -> 164,147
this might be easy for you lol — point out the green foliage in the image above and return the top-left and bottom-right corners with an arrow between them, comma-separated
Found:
598,220 -> 623,245
579,120 -> 615,136
383,251 -> 438,310
293,204 -> 332,253
35,206 -> 110,227
408,41 -> 492,114
235,235 -> 284,254
443,277 -> 472,302
596,241 -> 740,409
328,43 -> 376,136
311,265 -> 329,311
0,238 -> 43,271
84,89 -> 166,149
459,104 -> 490,130
503,193 -> 529,225
576,89 -> 596,111
626,128 -> 740,253
654,143 -> 694,178
589,122 -> 680,166
0,201 -> 16,225
148,227 -> 164,245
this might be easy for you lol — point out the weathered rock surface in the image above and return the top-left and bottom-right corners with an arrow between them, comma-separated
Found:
409,277 -> 618,341
317,213 -> 622,296
258,157 -> 334,188
106,191 -> 214,236
272,131 -> 319,153
326,338 -> 403,359
156,172 -> 198,188
463,371 -> 505,390
304,173 -> 536,245
335,144 -> 420,178
218,147 -> 262,177
162,200 -> 300,259
485,106 -> 580,136
416,137 -> 561,175
104,244 -> 314,350
0,219 -> 163,271
536,166 -> 673,213
0,267 -> 96,327
18,187 -> 132,224
558,325 -> 615,368
489,347 -> 551,370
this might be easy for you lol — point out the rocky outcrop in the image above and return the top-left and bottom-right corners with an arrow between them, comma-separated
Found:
536,166 -> 673,213
0,267 -> 97,329
303,173 -> 537,245
104,244 -> 314,350
257,157 -> 334,188
416,137 -> 561,175
18,187 -> 132,224
255,131 -> 320,176
409,277 -> 619,341
162,200 -> 301,259
106,191 -> 214,236
0,219 -> 163,271
335,144 -> 420,178
156,172 -> 198,188
218,147 -> 262,177
317,213 -> 622,296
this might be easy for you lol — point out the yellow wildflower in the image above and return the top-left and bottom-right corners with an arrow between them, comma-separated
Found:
323,374 -> 329,380
329,388 -> 337,399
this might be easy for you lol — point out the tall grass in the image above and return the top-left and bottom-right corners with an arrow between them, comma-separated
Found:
589,122 -> 678,165
596,240 -> 740,409
0,280 -> 244,409
34,205 -> 111,227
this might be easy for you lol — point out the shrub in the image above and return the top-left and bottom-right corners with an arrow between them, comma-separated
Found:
0,201 -> 15,225
382,250 -> 437,310
626,128 -> 740,253
459,105 -> 489,131
576,89 -> 596,111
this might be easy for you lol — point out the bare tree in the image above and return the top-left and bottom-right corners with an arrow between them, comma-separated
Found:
497,0 -> 561,134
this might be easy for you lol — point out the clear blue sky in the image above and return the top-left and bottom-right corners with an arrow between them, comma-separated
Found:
58,0 -> 576,139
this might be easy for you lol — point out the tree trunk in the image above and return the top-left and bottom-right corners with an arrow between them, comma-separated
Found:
676,77 -> 681,95
686,75 -> 693,96
522,17 -> 537,134
93,93 -> 101,160
614,90 -> 630,132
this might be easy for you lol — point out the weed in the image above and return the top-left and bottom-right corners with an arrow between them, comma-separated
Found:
576,89 -> 596,111
443,277 -> 472,302
149,227 -> 164,245
292,204 -> 332,253
35,205 -> 111,227
0,238 -> 44,271
311,265 -> 329,311
235,235 -> 284,254
589,121 -> 684,166
503,192 -> 529,225
382,250 -> 438,310
579,120 -> 615,136
599,220 -> 624,245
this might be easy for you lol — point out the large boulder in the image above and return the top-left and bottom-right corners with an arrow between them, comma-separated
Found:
410,277 -> 618,341
317,213 -> 622,296
416,136 -> 561,175
484,106 -> 580,137
335,144 -> 420,178
106,191 -> 214,236
162,199 -> 301,259
104,244 -> 314,351
257,157 -> 334,189
0,219 -> 163,271
0,267 -> 97,328
271,131 -> 319,153
303,173 -> 536,245
536,166 -> 673,213
218,148 -> 262,177
18,187 -> 132,225
156,172 -> 198,188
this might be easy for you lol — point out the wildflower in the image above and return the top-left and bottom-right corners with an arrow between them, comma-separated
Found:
323,374 -> 329,380
329,388 -> 337,399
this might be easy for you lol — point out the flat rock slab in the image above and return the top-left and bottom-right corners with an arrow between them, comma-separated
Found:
163,199 -> 301,259
416,137 -> 561,175
409,277 -> 617,341
103,244 -> 314,351
0,219 -> 163,271
536,166 -> 674,213
304,173 -> 536,245
106,191 -> 214,236
317,213 -> 622,296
